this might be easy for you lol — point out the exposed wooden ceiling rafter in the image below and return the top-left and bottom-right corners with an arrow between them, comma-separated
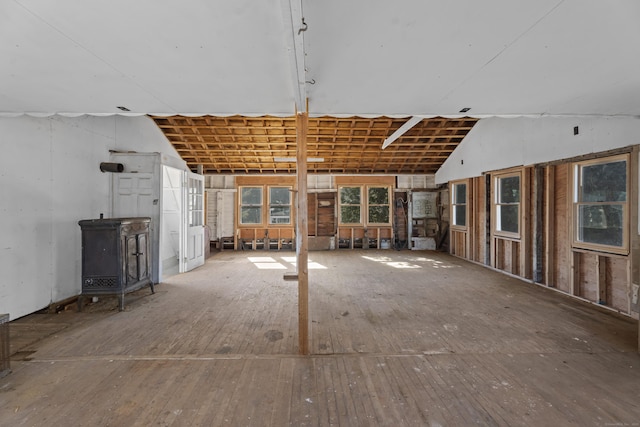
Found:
152,115 -> 478,175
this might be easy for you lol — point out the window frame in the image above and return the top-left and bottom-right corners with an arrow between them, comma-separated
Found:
338,185 -> 363,225
268,186 -> 292,225
572,154 -> 629,255
493,171 -> 522,239
188,177 -> 204,227
338,185 -> 392,227
366,185 -> 392,226
239,186 -> 263,226
450,180 -> 468,230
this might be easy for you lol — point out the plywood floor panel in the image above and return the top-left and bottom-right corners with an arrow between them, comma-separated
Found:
2,250 -> 639,426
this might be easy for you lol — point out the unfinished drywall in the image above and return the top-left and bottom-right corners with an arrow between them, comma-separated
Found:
0,115 -> 183,320
436,116 -> 640,184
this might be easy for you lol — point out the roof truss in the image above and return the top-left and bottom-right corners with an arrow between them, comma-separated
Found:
152,115 -> 478,175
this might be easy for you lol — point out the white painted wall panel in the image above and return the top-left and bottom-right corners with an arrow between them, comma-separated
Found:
436,116 -> 640,183
0,115 -> 183,319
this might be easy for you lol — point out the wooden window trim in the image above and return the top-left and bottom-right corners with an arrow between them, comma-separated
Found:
268,186 -> 293,225
493,170 -> 522,240
338,185 -> 363,226
238,185 -> 264,226
366,185 -> 392,226
450,179 -> 468,231
338,185 -> 392,227
571,153 -> 629,255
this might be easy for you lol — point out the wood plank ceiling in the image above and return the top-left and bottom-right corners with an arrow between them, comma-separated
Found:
152,115 -> 478,174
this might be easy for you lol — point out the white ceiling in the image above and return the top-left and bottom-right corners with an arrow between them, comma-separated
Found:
2,0 -> 639,117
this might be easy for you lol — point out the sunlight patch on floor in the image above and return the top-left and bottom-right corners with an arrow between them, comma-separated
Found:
248,255 -> 327,270
361,255 -> 421,269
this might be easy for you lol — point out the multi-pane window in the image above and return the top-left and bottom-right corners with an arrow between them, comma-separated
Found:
573,155 -> 628,253
495,173 -> 520,236
368,187 -> 390,224
451,182 -> 467,227
188,177 -> 203,226
339,187 -> 361,224
269,187 -> 291,224
339,186 -> 391,225
240,186 -> 262,224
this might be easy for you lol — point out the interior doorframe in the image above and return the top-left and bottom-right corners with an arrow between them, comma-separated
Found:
182,171 -> 205,272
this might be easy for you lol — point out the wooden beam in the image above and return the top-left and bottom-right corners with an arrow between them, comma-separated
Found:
296,111 -> 309,355
381,116 -> 423,149
280,0 -> 306,110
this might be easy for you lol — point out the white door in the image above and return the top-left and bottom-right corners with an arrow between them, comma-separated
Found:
219,191 -> 235,239
206,190 -> 235,240
206,189 -> 219,240
161,166 -> 183,278
184,172 -> 205,272
112,172 -> 160,283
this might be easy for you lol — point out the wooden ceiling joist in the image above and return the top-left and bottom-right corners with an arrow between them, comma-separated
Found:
152,115 -> 478,175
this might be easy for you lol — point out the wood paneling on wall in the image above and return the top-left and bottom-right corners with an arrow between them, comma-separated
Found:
552,164 -> 572,293
447,148 -> 639,318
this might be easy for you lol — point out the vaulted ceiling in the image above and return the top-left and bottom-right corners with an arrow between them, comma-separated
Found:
3,1 -> 639,173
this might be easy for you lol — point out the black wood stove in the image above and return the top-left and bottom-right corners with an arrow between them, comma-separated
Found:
78,217 -> 154,311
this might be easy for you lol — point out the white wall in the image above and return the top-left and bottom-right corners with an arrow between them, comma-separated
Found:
0,115 -> 183,320
436,116 -> 640,183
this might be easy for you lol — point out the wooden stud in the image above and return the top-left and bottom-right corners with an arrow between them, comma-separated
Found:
596,255 -> 607,304
544,166 -> 555,286
520,168 -> 529,278
533,166 -> 544,283
468,178 -> 475,261
489,175 -> 496,269
570,251 -> 580,297
626,147 -> 640,350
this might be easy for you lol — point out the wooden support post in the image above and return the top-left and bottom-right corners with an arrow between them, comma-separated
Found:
296,111 -> 309,355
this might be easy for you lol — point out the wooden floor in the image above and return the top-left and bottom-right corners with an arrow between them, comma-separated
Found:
2,250 -> 640,426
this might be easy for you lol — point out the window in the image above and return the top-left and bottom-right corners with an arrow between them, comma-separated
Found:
269,187 -> 291,224
573,155 -> 628,253
494,173 -> 520,237
368,187 -> 390,224
240,186 -> 262,224
339,185 -> 391,225
188,177 -> 203,226
451,181 -> 467,228
339,186 -> 361,224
